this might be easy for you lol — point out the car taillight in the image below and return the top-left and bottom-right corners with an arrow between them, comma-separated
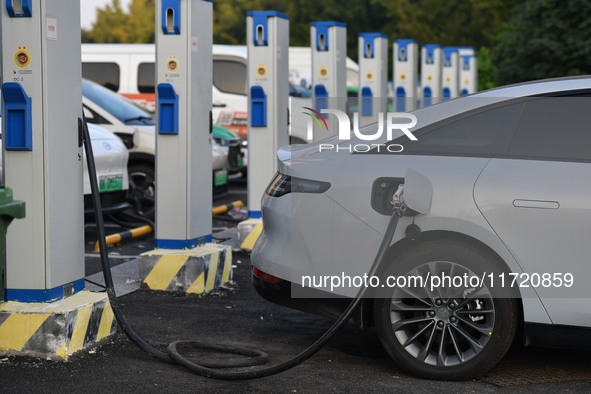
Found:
265,173 -> 330,197
252,267 -> 282,283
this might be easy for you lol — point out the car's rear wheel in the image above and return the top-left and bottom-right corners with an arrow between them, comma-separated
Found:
127,163 -> 155,220
374,240 -> 518,380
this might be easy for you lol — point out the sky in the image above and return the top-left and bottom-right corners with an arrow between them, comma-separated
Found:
80,0 -> 132,30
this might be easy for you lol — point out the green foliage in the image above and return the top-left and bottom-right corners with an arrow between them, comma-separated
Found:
82,0 -> 155,43
90,0 -> 591,89
493,0 -> 591,85
477,47 -> 497,90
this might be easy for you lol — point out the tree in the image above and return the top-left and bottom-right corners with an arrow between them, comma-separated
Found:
82,0 -> 155,43
493,0 -> 591,85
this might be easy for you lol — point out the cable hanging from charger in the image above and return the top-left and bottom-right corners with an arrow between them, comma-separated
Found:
81,112 -> 407,380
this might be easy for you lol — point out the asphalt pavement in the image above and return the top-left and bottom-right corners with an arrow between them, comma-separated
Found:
1,182 -> 590,392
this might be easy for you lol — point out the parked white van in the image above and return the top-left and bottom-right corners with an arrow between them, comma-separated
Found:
81,44 -> 359,142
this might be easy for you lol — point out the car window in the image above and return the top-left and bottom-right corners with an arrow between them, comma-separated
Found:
394,101 -> 524,156
137,62 -> 155,94
213,60 -> 247,96
82,62 -> 120,92
82,79 -> 155,126
508,97 -> 591,161
83,105 -> 110,125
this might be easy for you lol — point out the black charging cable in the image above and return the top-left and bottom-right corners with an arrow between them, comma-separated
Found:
82,112 -> 405,379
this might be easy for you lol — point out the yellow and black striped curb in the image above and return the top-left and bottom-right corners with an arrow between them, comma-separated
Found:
139,243 -> 232,294
0,291 -> 116,361
238,218 -> 263,252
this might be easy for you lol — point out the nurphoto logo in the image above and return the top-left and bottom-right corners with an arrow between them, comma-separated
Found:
302,108 -> 418,153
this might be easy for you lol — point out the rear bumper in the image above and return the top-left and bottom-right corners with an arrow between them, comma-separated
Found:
252,267 -> 369,328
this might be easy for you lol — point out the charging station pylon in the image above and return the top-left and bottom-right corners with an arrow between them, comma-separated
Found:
310,21 -> 347,140
138,0 -> 232,293
0,0 -> 115,360
420,44 -> 443,107
358,33 -> 388,127
457,47 -> 478,96
442,47 -> 460,100
239,11 -> 289,251
393,39 -> 418,112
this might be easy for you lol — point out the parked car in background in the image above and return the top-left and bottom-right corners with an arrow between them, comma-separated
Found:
80,43 -> 360,143
81,78 -> 229,219
1,122 -> 130,216
82,123 -> 130,216
212,124 -> 246,179
252,76 -> 591,380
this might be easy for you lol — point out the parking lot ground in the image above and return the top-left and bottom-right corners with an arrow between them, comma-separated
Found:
2,251 -> 591,392
2,183 -> 590,392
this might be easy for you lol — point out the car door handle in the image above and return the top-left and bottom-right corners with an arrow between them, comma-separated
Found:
513,199 -> 559,209
213,102 -> 227,108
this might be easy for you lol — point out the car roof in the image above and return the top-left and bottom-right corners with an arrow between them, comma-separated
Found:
474,75 -> 591,98
409,76 -> 591,130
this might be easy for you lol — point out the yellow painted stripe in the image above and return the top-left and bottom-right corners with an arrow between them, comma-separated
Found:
0,313 -> 49,351
69,304 -> 93,355
143,255 -> 188,290
96,302 -> 115,341
221,249 -> 232,284
187,272 -> 205,294
56,344 -> 67,359
240,223 -> 263,252
205,251 -> 220,292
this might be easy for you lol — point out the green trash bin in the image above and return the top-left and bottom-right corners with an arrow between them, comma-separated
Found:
0,187 -> 25,302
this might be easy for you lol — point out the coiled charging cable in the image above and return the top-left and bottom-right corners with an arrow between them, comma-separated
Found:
82,113 -> 406,380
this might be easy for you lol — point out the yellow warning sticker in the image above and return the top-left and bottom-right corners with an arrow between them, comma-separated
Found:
166,57 -> 179,72
365,71 -> 374,81
399,73 -> 407,81
13,46 -> 31,68
256,64 -> 267,77
319,66 -> 329,78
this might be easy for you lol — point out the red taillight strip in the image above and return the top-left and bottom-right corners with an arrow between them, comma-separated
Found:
252,267 -> 283,283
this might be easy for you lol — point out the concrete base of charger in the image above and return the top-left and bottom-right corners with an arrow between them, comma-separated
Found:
0,291 -> 116,361
139,243 -> 232,294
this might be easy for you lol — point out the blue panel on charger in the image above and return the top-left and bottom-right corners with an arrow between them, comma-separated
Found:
394,39 -> 416,61
361,87 -> 373,116
314,84 -> 329,112
2,82 -> 32,151
157,83 -> 179,135
423,86 -> 432,107
423,44 -> 440,64
6,0 -> 32,17
247,11 -> 289,46
162,0 -> 181,34
359,33 -> 387,58
396,86 -> 406,112
443,87 -> 451,100
250,86 -> 267,127
311,22 -> 346,51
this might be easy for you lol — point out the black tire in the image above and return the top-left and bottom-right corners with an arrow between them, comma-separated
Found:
374,240 -> 518,380
127,163 -> 155,220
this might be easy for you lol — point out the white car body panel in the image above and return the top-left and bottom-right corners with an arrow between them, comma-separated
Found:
253,77 -> 591,329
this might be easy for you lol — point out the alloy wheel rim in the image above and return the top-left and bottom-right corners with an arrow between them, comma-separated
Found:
389,261 -> 495,367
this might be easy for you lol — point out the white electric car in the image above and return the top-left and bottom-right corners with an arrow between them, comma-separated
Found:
252,76 -> 591,380
1,122 -> 129,216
